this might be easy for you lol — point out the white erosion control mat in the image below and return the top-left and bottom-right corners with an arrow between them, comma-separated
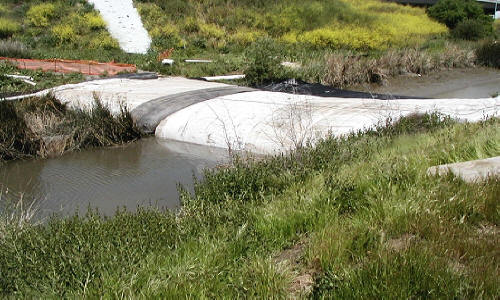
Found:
87,0 -> 151,54
155,91 -> 500,154
21,78 -> 500,155
30,77 -> 232,114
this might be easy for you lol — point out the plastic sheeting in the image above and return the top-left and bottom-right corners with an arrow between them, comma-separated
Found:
155,91 -> 500,154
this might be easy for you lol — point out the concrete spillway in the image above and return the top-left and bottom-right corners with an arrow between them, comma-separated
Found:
26,77 -> 500,155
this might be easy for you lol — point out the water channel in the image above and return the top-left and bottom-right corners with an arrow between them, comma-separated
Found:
0,139 -> 229,219
1,68 -> 498,219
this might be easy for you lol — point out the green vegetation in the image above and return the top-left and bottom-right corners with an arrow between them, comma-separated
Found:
428,0 -> 493,40
428,0 -> 489,29
475,40 -> 500,68
136,0 -> 446,52
0,95 -> 141,162
244,37 -> 288,86
1,114 -> 498,297
0,18 -> 20,39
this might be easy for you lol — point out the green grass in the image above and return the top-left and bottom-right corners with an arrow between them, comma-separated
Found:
1,114 -> 498,297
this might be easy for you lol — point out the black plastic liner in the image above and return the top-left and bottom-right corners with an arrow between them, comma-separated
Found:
259,79 -> 427,99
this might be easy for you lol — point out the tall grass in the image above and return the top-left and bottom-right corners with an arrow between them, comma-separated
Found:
0,40 -> 30,58
321,44 -> 476,87
0,95 -> 142,162
0,101 -> 39,161
0,113 -> 497,297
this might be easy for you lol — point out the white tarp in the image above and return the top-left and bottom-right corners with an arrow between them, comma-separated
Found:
86,0 -> 151,54
11,77 -> 499,155
24,77 -> 231,114
155,91 -> 500,154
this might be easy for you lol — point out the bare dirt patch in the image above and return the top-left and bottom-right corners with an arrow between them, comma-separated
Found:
274,238 -> 321,299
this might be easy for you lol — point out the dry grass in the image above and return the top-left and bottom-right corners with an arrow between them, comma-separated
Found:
0,95 -> 142,162
322,44 -> 475,87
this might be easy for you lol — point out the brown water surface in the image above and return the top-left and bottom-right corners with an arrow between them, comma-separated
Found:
350,68 -> 500,99
0,138 -> 229,219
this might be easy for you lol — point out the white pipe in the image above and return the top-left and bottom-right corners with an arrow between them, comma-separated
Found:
4,74 -> 37,86
185,59 -> 213,63
202,75 -> 246,81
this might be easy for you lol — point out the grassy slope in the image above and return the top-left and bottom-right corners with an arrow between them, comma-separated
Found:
1,0 -> 450,81
1,115 -> 498,297
135,0 -> 448,78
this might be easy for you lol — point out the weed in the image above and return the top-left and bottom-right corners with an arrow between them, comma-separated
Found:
475,40 -> 500,68
0,95 -> 142,162
0,40 -> 30,58
0,18 -> 20,38
83,12 -> 106,31
26,3 -> 56,27
323,46 -> 475,87
0,101 -> 39,161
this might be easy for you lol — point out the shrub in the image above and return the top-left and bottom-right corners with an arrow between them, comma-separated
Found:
0,40 -> 30,58
428,0 -> 490,29
452,18 -> 492,40
26,3 -> 56,27
83,12 -> 106,30
475,40 -> 500,68
199,23 -> 225,39
0,101 -> 39,161
244,37 -> 286,85
297,27 -> 387,50
0,18 -> 20,39
231,30 -> 265,46
0,4 -> 7,15
89,33 -> 119,50
182,17 -> 200,33
52,24 -> 77,44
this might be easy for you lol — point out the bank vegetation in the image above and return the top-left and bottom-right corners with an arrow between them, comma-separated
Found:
0,114 -> 498,297
0,95 -> 141,162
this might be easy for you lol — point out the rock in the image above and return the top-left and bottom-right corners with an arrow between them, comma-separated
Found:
427,156 -> 500,183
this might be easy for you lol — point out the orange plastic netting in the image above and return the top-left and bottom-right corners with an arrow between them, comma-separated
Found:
0,57 -> 136,76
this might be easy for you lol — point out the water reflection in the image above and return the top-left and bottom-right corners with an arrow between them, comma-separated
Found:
0,138 -> 229,219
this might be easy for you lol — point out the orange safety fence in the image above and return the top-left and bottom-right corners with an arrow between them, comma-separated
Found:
0,57 -> 137,76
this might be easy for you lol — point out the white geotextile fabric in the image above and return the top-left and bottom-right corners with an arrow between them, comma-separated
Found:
86,0 -> 151,54
155,91 -> 500,154
32,77 -> 231,114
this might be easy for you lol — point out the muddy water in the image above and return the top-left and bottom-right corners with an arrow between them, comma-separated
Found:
350,68 -> 500,99
0,138 -> 229,219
